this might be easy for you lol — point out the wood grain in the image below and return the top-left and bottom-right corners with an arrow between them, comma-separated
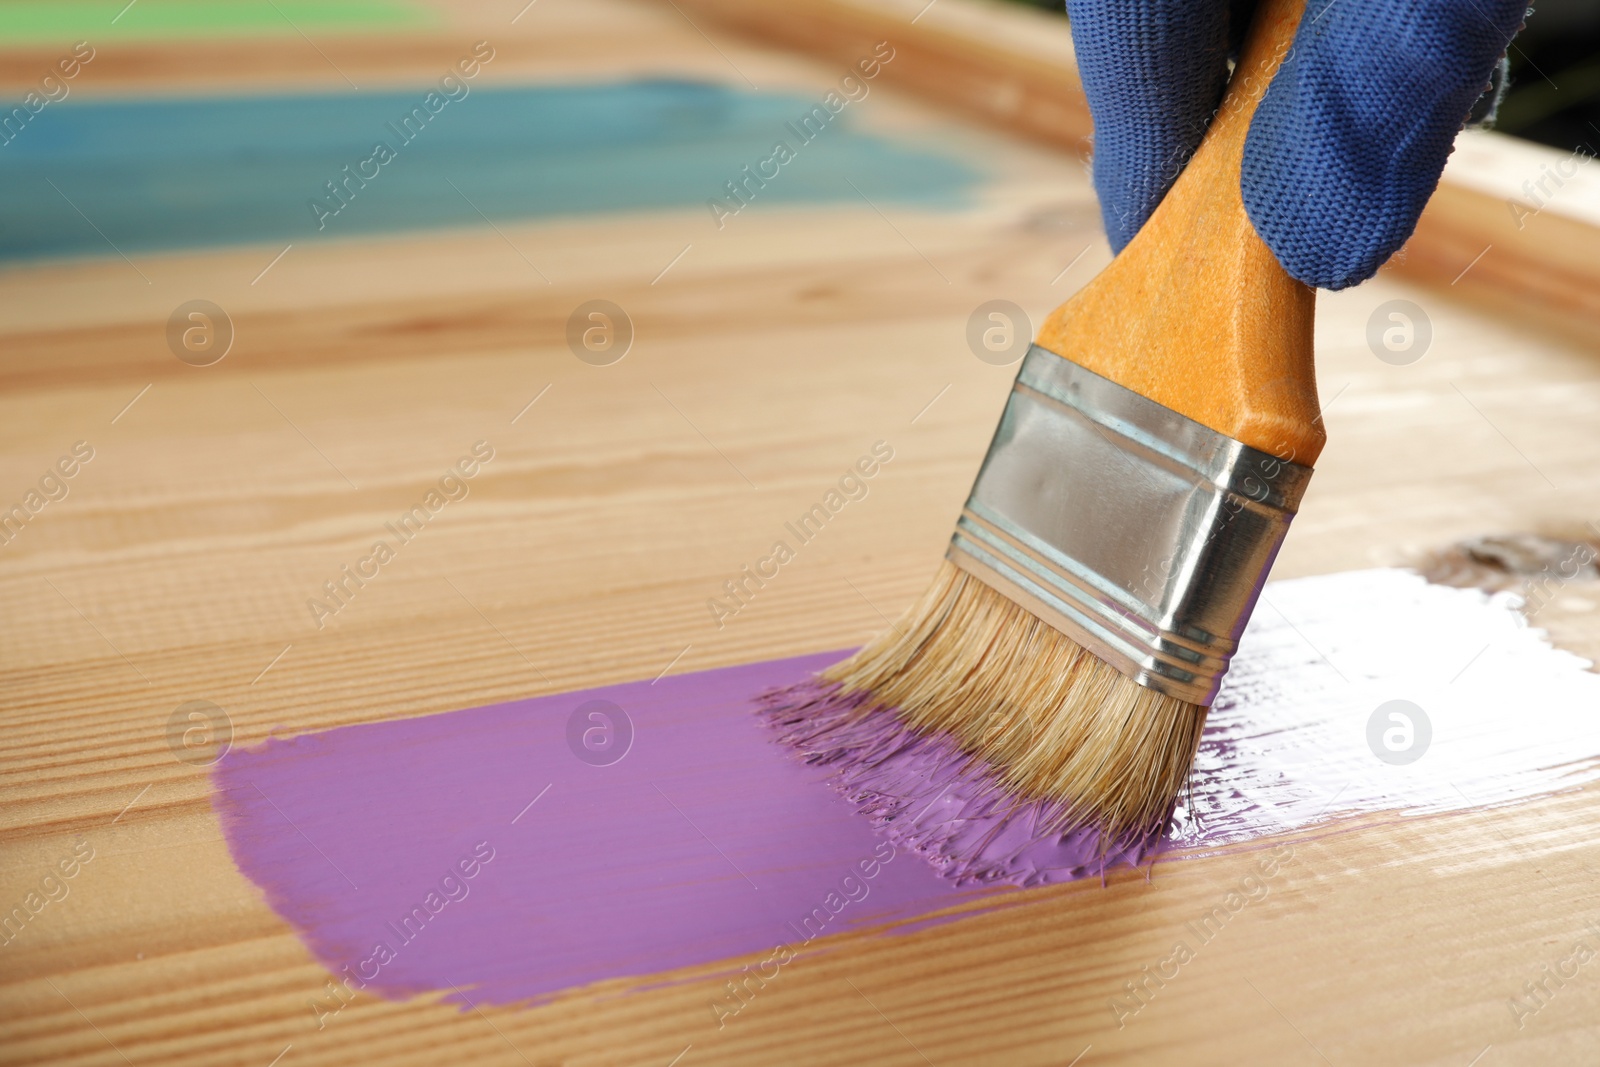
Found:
2,2 -> 1600,1065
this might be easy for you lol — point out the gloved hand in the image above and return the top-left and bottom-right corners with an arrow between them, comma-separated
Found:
1064,0 -> 1527,290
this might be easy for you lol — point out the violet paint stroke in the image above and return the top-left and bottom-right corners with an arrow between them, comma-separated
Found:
212,653 -> 985,1008
213,569 -> 1600,1008
757,683 -> 1159,886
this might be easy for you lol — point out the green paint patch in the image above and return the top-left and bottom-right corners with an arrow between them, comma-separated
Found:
0,0 -> 435,44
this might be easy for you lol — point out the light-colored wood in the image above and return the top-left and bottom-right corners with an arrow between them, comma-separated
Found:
3,2 -> 1600,1065
1035,0 -> 1320,463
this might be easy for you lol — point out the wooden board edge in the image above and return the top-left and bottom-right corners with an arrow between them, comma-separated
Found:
662,0 -> 1094,151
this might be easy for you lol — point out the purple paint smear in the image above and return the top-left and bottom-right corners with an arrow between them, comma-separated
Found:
757,682 -> 1159,887
212,652 -> 990,1007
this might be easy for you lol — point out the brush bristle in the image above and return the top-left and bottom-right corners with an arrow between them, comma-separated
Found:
820,559 -> 1206,844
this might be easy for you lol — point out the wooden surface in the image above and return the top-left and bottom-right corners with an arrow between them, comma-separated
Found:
1037,0 -> 1321,461
4,1 -> 1600,1065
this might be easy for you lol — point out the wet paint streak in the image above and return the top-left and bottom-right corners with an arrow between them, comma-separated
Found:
212,568 -> 1600,1006
212,652 -> 985,1008
0,81 -> 979,260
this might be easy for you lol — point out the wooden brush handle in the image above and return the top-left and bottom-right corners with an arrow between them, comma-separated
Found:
1035,0 -> 1323,465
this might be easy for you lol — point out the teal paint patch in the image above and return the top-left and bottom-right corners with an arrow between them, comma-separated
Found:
0,80 -> 979,261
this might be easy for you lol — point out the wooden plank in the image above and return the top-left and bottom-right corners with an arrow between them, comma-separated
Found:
2,2 -> 1599,1065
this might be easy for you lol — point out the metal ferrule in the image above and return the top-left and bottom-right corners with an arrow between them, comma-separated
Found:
946,345 -> 1313,706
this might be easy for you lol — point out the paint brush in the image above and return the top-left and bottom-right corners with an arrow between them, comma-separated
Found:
763,0 -> 1324,874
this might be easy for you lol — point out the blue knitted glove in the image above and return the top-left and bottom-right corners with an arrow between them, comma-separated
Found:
1064,0 -> 1527,290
